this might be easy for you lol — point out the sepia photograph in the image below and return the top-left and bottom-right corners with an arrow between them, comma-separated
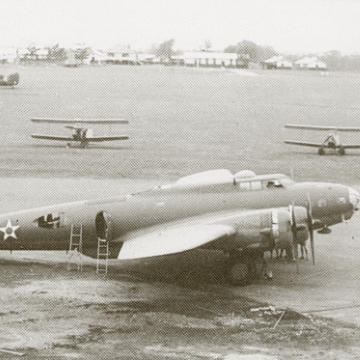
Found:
0,0 -> 360,359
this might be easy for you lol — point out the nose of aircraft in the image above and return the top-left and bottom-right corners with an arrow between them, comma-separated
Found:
348,186 -> 360,210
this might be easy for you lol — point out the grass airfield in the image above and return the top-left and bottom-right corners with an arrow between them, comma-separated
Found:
0,65 -> 360,359
0,64 -> 360,182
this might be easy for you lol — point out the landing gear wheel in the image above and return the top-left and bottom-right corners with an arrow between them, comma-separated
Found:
318,147 -> 325,155
252,256 -> 266,279
318,226 -> 331,234
225,251 -> 253,286
338,146 -> 345,156
227,261 -> 251,286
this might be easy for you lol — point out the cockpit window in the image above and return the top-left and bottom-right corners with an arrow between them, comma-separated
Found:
264,177 -> 294,189
278,177 -> 295,187
266,180 -> 282,189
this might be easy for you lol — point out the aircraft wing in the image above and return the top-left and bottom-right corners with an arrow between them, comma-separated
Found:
343,145 -> 360,149
284,140 -> 322,148
117,207 -> 284,260
285,124 -> 360,132
31,118 -> 128,125
87,136 -> 129,142
118,223 -> 236,260
31,134 -> 74,141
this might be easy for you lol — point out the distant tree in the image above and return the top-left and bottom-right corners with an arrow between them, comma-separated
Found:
320,50 -> 342,70
202,39 -> 212,50
155,39 -> 175,60
46,44 -> 66,62
26,46 -> 40,60
75,47 -> 91,62
225,40 -> 277,63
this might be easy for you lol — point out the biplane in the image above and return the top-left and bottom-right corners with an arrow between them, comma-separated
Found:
284,124 -> 360,155
31,118 -> 129,148
0,73 -> 19,87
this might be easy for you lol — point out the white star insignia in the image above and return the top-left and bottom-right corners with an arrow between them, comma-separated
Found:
0,219 -> 19,240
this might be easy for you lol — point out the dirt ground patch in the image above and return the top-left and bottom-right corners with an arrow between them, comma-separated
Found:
0,256 -> 359,360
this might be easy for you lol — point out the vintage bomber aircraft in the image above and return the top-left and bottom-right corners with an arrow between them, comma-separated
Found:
284,124 -> 360,155
0,169 -> 358,285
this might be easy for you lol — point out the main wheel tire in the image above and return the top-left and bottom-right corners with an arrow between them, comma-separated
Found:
338,146 -> 345,156
226,259 -> 251,286
252,256 -> 265,279
318,147 -> 325,155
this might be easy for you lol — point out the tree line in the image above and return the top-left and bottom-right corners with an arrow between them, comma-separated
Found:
19,40 -> 360,71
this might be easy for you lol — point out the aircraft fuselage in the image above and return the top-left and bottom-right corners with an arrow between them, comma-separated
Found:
0,181 -> 355,257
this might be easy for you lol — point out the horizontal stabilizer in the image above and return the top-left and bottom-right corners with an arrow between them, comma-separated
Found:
284,140 -> 322,148
285,124 -> 360,132
118,224 -> 235,260
31,118 -> 128,124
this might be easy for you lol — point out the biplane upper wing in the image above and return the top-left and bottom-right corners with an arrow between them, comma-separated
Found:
285,124 -> 360,132
31,118 -> 129,125
284,140 -> 322,148
31,134 -> 74,141
87,135 -> 129,142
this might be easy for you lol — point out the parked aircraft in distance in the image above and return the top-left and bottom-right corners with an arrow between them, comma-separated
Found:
31,118 -> 129,148
0,169 -> 358,285
284,124 -> 360,155
0,73 -> 19,87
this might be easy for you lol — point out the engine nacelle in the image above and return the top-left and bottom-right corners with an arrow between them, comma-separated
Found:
222,206 -> 309,251
270,207 -> 309,250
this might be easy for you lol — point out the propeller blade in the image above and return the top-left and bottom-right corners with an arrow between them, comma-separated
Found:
289,203 -> 299,273
306,193 -> 315,265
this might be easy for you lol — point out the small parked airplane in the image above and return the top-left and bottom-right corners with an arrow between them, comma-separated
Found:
284,124 -> 360,155
0,169 -> 358,285
31,118 -> 129,148
0,73 -> 19,87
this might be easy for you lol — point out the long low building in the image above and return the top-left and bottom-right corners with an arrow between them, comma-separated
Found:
172,51 -> 248,68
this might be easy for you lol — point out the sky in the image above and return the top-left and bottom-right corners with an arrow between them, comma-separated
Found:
0,0 -> 359,54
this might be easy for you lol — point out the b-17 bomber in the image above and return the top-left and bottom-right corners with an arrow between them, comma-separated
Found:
0,169 -> 358,285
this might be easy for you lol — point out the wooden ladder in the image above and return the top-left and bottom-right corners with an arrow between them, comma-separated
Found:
68,224 -> 83,272
96,237 -> 109,275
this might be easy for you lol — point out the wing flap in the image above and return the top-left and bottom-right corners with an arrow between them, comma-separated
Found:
118,224 -> 236,260
31,134 -> 74,141
284,140 -> 322,148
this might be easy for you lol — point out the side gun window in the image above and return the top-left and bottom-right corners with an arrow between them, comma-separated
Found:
35,212 -> 64,229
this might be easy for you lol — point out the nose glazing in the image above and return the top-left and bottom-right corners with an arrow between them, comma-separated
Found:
348,187 -> 360,210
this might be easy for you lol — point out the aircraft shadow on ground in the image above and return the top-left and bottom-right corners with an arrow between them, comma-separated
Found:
112,250 -> 228,287
277,150 -> 360,158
